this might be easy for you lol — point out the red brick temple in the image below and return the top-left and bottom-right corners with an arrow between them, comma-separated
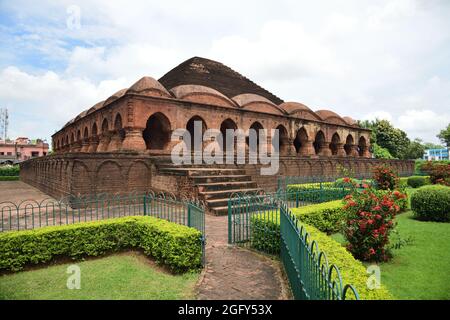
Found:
20,57 -> 414,214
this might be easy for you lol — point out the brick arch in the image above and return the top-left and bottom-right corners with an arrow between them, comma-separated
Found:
126,161 -> 151,193
313,130 -> 326,155
143,112 -> 172,150
71,160 -> 92,196
330,132 -> 341,156
92,122 -> 98,136
95,160 -> 124,194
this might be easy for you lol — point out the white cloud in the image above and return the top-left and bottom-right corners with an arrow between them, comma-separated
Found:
1,0 -> 450,146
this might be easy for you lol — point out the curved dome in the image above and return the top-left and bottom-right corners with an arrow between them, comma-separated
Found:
280,102 -> 321,121
315,109 -> 343,120
232,93 -> 285,116
279,102 -> 312,113
232,93 -> 275,107
101,88 -> 127,109
343,116 -> 357,126
126,76 -> 171,98
170,84 -> 237,108
315,109 -> 349,126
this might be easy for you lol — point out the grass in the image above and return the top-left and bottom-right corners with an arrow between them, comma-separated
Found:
0,252 -> 200,300
331,210 -> 450,300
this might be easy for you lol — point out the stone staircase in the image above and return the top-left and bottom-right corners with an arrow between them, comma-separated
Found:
157,163 -> 259,215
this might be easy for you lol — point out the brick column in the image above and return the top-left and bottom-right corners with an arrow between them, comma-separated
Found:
96,133 -> 111,152
299,140 -> 315,156
107,130 -> 123,152
80,140 -> 90,153
88,136 -> 99,153
351,144 -> 359,157
336,143 -> 346,157
72,141 -> 82,153
319,141 -> 332,156
121,128 -> 146,151
362,145 -> 371,158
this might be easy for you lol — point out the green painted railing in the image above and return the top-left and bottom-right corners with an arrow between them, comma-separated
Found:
279,202 -> 359,300
0,190 -> 205,237
228,190 -> 360,300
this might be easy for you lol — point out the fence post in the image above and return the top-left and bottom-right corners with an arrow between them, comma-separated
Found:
227,199 -> 232,244
296,190 -> 299,208
187,203 -> 191,227
143,195 -> 147,216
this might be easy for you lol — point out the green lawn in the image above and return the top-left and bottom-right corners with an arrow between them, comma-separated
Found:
0,252 -> 200,300
332,211 -> 450,300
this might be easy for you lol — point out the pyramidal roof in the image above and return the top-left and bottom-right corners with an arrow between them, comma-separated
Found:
158,57 -> 284,105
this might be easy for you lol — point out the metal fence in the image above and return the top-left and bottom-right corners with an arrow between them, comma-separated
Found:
227,189 -> 360,300
0,191 -> 205,237
279,202 -> 359,300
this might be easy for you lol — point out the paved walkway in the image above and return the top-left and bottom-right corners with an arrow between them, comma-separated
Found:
0,181 -> 56,203
196,215 -> 290,300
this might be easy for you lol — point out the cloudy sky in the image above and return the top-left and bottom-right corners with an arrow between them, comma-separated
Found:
0,0 -> 449,146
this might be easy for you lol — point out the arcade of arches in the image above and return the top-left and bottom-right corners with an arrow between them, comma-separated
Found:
20,57 -> 414,201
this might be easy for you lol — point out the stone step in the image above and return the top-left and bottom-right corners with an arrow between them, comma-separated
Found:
159,167 -> 247,176
200,188 -> 260,200
206,197 -> 231,208
197,181 -> 257,192
192,175 -> 251,183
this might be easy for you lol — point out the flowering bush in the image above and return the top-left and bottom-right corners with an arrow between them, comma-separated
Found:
373,165 -> 398,190
421,162 -> 450,186
343,180 -> 406,262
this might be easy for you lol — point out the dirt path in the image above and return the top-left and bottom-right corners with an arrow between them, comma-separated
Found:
196,215 -> 289,300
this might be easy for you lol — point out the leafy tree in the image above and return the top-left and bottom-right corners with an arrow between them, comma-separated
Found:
437,123 -> 450,147
372,143 -> 394,159
359,119 -> 410,159
403,138 -> 425,160
423,142 -> 445,150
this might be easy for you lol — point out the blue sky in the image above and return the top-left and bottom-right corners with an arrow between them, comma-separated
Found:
0,0 -> 449,146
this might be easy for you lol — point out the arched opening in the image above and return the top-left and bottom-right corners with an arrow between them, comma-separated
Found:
65,135 -> 69,146
114,114 -> 125,140
275,124 -> 288,154
358,136 -> 367,157
344,135 -> 354,156
92,123 -> 98,136
247,121 -> 264,153
83,127 -> 89,140
143,112 -> 172,150
70,133 -> 75,144
220,118 -> 238,152
330,133 -> 340,155
101,119 -> 109,133
313,131 -> 325,155
186,116 -> 207,150
294,127 -> 308,155
77,130 -> 81,141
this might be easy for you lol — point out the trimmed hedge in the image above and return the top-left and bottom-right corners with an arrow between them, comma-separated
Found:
407,176 -> 430,188
0,216 -> 202,273
250,214 -> 393,300
286,185 -> 349,203
0,165 -> 19,177
410,185 -> 450,222
0,176 -> 19,181
291,200 -> 346,234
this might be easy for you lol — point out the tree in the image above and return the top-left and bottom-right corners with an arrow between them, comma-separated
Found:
372,143 -> 394,159
423,142 -> 444,150
359,119 -> 410,159
403,138 -> 425,160
437,123 -> 450,147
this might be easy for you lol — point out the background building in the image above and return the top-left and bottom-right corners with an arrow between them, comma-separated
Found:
423,148 -> 449,161
0,137 -> 49,164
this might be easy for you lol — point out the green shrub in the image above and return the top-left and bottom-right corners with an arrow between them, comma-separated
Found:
407,176 -> 429,188
0,216 -> 202,273
286,185 -> 349,203
0,176 -> 19,181
291,200 -> 346,234
0,165 -> 19,177
250,214 -> 393,300
410,185 -> 450,222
